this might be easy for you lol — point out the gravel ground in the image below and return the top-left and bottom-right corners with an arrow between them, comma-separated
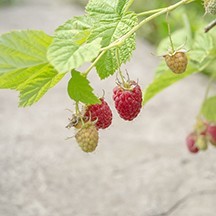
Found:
0,1 -> 216,216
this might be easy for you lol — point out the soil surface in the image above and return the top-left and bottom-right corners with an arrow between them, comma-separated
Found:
0,1 -> 216,216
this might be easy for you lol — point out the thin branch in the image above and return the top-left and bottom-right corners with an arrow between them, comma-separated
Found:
137,8 -> 165,17
82,50 -> 106,77
101,0 -> 195,52
198,75 -> 215,115
205,19 -> 216,33
166,12 -> 175,53
124,0 -> 135,12
83,0 -> 195,76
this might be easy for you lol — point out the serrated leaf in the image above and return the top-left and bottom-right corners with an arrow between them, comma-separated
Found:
88,11 -> 137,79
190,32 -> 215,65
0,30 -> 51,74
18,65 -> 65,107
86,0 -> 131,18
201,96 -> 216,122
142,62 -> 198,105
47,16 -> 102,73
67,70 -> 100,105
0,30 -> 65,107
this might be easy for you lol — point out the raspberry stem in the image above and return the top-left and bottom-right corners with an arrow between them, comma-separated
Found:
116,48 -> 126,86
166,12 -> 175,53
82,50 -> 106,77
75,102 -> 80,115
205,19 -> 216,33
199,75 -> 215,115
124,0 -> 135,12
137,8 -> 166,17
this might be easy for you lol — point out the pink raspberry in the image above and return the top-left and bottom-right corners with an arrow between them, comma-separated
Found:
84,98 -> 112,130
186,132 -> 199,153
207,124 -> 216,146
113,81 -> 142,121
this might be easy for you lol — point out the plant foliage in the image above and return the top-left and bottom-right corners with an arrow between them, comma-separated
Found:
0,0 -> 215,125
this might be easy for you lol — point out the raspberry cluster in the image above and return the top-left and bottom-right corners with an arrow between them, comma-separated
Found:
66,97 -> 113,152
186,119 -> 216,154
66,76 -> 143,153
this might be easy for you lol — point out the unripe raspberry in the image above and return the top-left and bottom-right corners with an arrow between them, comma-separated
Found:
75,122 -> 99,153
194,118 -> 208,135
204,0 -> 216,15
195,134 -> 208,151
186,132 -> 199,153
206,124 -> 216,146
164,51 -> 188,74
113,81 -> 142,121
84,98 -> 112,130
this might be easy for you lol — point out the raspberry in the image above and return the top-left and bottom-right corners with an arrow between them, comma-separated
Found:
195,118 -> 208,135
84,98 -> 112,130
113,81 -> 142,121
204,0 -> 216,15
186,132 -> 199,153
164,50 -> 188,74
195,134 -> 208,151
75,122 -> 99,152
206,124 -> 216,146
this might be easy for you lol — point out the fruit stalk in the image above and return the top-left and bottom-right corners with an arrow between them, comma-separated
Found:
82,50 -> 106,77
166,12 -> 175,53
116,48 -> 126,86
205,19 -> 216,33
199,75 -> 215,115
124,0 -> 135,12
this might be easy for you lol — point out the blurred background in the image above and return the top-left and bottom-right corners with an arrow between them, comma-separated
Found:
0,0 -> 205,44
1,0 -> 216,216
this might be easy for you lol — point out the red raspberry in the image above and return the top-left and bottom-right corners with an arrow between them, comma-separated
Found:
206,124 -> 216,146
113,81 -> 142,121
84,98 -> 112,130
186,132 -> 199,153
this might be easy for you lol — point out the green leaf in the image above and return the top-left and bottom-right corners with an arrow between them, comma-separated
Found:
142,62 -> 198,105
86,0 -> 132,18
93,12 -> 137,79
67,70 -> 100,105
0,30 -> 65,107
190,32 -> 216,65
143,29 -> 216,106
201,96 -> 216,122
157,29 -> 191,56
18,65 -> 65,107
86,0 -> 138,79
47,16 -> 102,73
0,30 -> 51,74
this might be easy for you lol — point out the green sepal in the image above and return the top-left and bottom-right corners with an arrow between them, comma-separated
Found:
67,70 -> 100,105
